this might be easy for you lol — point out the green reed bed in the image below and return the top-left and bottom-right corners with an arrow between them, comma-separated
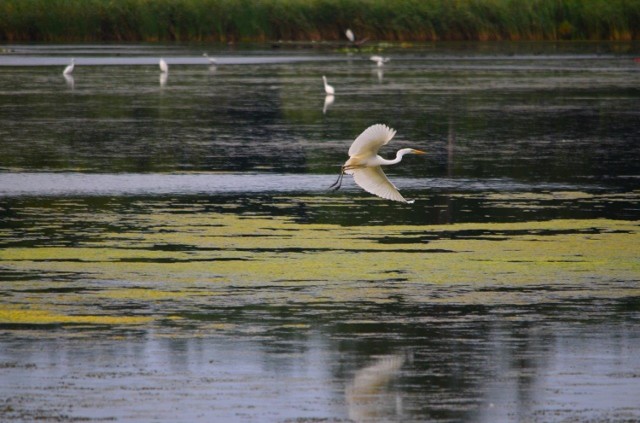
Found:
0,0 -> 638,42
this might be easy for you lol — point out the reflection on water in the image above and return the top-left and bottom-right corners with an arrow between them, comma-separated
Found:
374,67 -> 384,83
0,42 -> 639,422
347,354 -> 405,422
159,71 -> 167,87
63,73 -> 74,89
323,94 -> 334,114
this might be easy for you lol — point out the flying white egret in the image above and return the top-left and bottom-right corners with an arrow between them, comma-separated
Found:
344,28 -> 369,46
62,58 -> 75,75
330,124 -> 425,204
345,29 -> 355,43
322,75 -> 335,95
370,55 -> 390,66
159,57 -> 168,73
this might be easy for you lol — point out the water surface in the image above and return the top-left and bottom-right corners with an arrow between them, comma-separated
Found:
1,42 -> 639,422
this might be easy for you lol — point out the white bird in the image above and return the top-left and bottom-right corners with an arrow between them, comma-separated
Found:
370,55 -> 390,66
330,124 -> 426,203
322,75 -> 335,95
345,29 -> 355,43
159,57 -> 168,73
203,53 -> 217,64
62,58 -> 75,75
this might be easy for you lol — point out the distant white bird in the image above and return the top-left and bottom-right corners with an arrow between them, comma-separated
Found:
344,28 -> 369,46
203,53 -> 217,64
370,55 -> 390,66
345,29 -> 355,43
322,75 -> 335,95
62,58 -> 75,75
159,58 -> 168,73
330,124 -> 426,203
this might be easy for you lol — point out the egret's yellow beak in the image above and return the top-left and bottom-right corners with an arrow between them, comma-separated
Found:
412,149 -> 426,155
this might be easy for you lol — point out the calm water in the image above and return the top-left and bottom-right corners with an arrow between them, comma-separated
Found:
1,42 -> 639,422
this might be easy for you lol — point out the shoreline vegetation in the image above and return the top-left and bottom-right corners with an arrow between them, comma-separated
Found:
0,0 -> 639,43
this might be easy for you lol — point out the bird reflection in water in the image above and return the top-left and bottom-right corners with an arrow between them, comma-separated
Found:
346,354 -> 406,422
63,74 -> 75,90
374,68 -> 384,83
160,72 -> 168,87
323,94 -> 334,114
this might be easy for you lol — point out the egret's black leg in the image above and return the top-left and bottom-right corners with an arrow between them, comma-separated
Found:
329,167 -> 345,190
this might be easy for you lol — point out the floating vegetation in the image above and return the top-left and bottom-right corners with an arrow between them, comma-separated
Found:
1,203 -> 638,328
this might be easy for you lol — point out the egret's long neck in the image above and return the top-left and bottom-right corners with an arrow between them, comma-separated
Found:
379,149 -> 412,166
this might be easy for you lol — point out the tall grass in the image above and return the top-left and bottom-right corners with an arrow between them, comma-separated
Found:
0,0 -> 638,42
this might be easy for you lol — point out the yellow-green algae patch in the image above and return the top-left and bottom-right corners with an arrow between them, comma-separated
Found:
1,216 -> 638,326
0,306 -> 153,326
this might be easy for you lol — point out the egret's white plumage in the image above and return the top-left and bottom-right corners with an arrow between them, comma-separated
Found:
348,124 -> 396,157
345,29 -> 355,42
159,58 -> 168,73
330,124 -> 426,204
370,55 -> 390,66
63,58 -> 75,75
203,53 -> 217,64
322,76 -> 335,95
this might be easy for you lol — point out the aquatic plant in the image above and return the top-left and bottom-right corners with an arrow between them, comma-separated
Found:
1,210 -> 638,327
0,0 -> 638,42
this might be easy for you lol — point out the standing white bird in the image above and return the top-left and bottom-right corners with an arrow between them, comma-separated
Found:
370,55 -> 390,66
322,75 -> 335,95
62,58 -> 75,75
345,29 -> 355,43
159,58 -> 168,73
330,124 -> 426,203
203,53 -> 217,64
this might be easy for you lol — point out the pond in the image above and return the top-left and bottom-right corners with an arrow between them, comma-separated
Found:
1,42 -> 639,422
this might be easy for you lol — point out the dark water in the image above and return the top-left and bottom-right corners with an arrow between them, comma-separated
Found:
1,43 -> 639,422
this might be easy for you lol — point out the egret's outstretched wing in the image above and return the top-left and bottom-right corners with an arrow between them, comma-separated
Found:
352,166 -> 412,203
348,124 -> 396,157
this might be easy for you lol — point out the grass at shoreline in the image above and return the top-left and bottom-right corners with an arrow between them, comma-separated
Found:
0,0 -> 639,43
